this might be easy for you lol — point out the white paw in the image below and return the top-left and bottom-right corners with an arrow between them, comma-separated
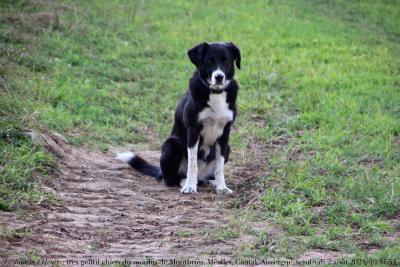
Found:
180,180 -> 197,194
209,179 -> 233,194
215,185 -> 233,194
181,185 -> 197,194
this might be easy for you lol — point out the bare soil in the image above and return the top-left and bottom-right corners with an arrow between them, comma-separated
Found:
0,132 -> 354,266
1,132 -> 250,264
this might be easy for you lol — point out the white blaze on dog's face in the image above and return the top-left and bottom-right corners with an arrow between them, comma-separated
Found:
209,67 -> 229,90
187,42 -> 241,91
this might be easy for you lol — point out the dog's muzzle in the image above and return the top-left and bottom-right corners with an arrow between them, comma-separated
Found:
209,69 -> 229,90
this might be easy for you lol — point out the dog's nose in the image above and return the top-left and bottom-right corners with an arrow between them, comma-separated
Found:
215,74 -> 224,83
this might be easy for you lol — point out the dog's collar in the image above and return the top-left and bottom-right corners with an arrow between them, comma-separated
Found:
200,78 -> 226,94
210,88 -> 224,94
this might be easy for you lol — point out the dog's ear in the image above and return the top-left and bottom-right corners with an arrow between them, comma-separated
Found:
227,42 -> 241,69
187,42 -> 208,67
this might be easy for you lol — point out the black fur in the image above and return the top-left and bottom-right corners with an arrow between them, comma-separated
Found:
160,72 -> 238,186
126,155 -> 162,180
124,42 -> 240,189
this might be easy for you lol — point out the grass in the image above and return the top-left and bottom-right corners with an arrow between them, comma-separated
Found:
1,0 -> 399,260
175,230 -> 193,238
0,132 -> 54,210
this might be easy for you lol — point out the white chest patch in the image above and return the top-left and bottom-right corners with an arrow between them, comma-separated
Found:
198,92 -> 233,149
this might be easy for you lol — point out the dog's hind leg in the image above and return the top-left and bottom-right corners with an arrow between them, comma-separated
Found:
160,137 -> 185,186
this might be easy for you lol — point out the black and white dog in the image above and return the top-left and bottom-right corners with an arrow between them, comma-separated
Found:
117,42 -> 241,194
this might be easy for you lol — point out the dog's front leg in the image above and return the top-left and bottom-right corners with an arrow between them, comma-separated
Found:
211,123 -> 232,194
181,129 -> 199,193
212,147 -> 232,194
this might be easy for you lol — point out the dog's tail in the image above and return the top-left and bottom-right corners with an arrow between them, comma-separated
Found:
116,152 -> 162,180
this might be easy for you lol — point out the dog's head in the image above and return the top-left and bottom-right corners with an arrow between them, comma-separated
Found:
188,42 -> 241,90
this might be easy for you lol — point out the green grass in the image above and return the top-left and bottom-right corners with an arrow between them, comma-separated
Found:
1,0 -> 399,259
175,230 -> 193,238
0,132 -> 54,210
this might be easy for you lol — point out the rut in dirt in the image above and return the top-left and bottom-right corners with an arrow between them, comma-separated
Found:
1,132 -> 249,260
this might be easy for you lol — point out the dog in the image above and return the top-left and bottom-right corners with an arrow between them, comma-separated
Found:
117,42 -> 241,194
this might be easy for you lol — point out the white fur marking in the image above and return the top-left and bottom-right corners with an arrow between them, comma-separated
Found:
214,155 -> 227,189
211,67 -> 225,85
180,178 -> 187,188
209,67 -> 230,90
210,145 -> 232,194
197,159 -> 217,181
178,159 -> 216,181
115,152 -> 135,162
199,92 -> 233,151
181,140 -> 199,193
178,159 -> 187,176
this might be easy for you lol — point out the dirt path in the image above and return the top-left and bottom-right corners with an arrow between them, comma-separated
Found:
1,133 -> 355,266
2,132 -> 248,264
